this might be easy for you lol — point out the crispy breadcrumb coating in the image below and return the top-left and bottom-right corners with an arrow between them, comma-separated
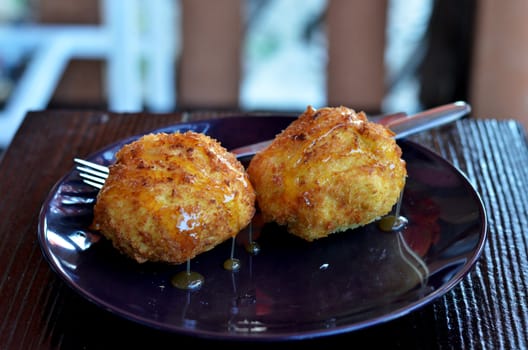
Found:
91,131 -> 256,264
247,105 -> 407,241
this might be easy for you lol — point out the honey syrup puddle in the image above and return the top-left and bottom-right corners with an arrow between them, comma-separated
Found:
378,190 -> 408,232
170,259 -> 204,291
223,236 -> 241,272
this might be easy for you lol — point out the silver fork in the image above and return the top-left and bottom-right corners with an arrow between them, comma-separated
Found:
74,158 -> 109,189
74,101 -> 471,189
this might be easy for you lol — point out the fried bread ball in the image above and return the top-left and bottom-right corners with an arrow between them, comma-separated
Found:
91,131 -> 256,264
247,105 -> 407,241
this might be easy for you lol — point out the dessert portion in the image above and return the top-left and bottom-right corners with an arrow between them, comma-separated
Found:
247,105 -> 407,241
91,131 -> 256,264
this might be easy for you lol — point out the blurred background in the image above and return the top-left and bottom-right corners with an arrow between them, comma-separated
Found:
0,0 -> 525,152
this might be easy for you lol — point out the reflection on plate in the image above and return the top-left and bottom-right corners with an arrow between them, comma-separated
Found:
38,116 -> 487,341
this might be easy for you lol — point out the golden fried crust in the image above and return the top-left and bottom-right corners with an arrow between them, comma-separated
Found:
91,131 -> 256,264
247,105 -> 407,241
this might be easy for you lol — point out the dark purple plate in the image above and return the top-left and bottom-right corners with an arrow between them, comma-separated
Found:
38,116 -> 487,341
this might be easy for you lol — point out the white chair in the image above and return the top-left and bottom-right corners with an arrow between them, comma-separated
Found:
0,0 -> 178,148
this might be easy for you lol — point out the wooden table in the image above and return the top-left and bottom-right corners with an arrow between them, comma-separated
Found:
1,109 -> 527,349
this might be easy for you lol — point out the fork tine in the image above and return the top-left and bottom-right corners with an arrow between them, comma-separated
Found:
75,165 -> 109,179
74,158 -> 110,174
79,171 -> 107,185
81,179 -> 104,189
